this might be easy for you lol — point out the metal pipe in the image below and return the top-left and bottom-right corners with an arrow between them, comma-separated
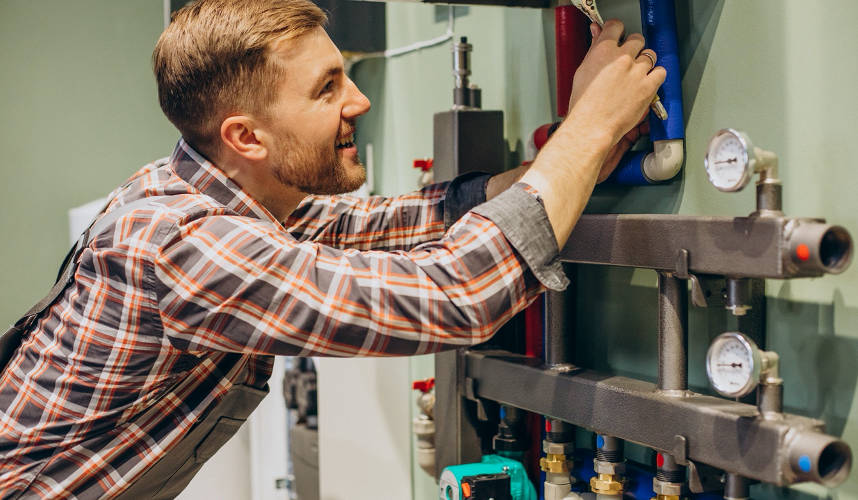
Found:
725,278 -> 752,316
723,473 -> 749,500
451,37 -> 472,107
784,221 -> 853,276
756,383 -> 783,416
464,350 -> 853,488
557,214 -> 853,280
786,431 -> 853,487
544,284 -> 575,369
657,272 -> 688,393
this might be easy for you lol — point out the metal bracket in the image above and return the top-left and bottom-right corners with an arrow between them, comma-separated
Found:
464,377 -> 490,421
673,435 -> 688,465
675,249 -> 729,308
688,460 -> 726,494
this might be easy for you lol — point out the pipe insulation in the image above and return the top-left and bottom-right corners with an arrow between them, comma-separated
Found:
613,0 -> 686,185
555,6 -> 590,118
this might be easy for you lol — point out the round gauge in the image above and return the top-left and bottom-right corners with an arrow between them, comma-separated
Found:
704,129 -> 754,192
706,332 -> 762,397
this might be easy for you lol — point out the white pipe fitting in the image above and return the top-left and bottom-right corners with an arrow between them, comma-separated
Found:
643,139 -> 685,182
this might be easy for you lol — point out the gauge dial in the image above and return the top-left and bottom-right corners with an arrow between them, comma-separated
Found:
704,129 -> 754,192
706,332 -> 762,397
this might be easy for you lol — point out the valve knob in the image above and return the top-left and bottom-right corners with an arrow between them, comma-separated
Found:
412,377 -> 435,393
413,158 -> 433,172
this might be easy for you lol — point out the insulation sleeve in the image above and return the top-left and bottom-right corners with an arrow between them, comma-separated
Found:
613,150 -> 653,185
640,0 -> 685,141
555,6 -> 590,117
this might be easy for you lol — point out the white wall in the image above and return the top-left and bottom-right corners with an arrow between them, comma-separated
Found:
316,357 -> 414,500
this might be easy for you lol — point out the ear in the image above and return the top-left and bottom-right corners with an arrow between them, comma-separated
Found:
220,116 -> 268,161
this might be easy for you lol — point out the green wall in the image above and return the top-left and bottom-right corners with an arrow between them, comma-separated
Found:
0,0 -> 177,327
1,1 -> 857,499
352,1 -> 858,500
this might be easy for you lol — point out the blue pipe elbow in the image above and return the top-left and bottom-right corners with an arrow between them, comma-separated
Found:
613,150 -> 653,186
640,0 -> 685,142
613,0 -> 685,185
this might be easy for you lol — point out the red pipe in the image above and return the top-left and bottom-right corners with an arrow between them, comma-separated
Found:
523,294 -> 544,486
554,5 -> 590,117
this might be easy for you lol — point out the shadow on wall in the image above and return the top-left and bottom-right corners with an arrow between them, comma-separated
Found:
769,283 -> 858,438
573,266 -> 858,439
675,0 -> 726,121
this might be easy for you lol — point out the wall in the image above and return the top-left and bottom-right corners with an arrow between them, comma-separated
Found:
2,1 -> 857,500
352,1 -> 858,500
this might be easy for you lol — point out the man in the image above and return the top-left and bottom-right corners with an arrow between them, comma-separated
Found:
0,0 -> 663,497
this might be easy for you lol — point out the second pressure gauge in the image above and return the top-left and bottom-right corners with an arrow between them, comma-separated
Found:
704,129 -> 755,192
705,332 -> 763,398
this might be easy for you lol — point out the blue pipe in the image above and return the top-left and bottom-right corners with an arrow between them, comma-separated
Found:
570,451 -> 724,500
613,0 -> 685,185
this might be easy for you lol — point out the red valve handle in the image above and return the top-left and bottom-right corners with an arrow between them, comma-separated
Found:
412,377 -> 435,393
413,158 -> 434,172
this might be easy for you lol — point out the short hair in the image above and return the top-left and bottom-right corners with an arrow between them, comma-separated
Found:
153,0 -> 327,158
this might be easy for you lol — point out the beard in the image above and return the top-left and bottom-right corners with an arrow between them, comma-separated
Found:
269,124 -> 366,196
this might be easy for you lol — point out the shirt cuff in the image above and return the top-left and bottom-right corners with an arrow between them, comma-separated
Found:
471,183 -> 570,291
443,171 -> 492,230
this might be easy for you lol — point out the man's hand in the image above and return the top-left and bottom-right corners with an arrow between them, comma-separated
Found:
597,114 -> 649,183
518,19 -> 665,248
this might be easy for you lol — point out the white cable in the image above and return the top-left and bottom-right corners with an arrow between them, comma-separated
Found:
346,6 -> 455,69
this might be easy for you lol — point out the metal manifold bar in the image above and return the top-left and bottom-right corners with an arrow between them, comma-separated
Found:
464,350 -> 852,488
561,214 -> 852,279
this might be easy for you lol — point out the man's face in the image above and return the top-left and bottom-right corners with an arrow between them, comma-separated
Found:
265,27 -> 371,195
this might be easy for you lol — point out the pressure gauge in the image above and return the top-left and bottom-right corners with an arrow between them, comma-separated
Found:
706,332 -> 763,398
704,129 -> 755,192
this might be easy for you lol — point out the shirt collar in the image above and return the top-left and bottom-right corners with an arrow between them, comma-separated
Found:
169,138 -> 281,225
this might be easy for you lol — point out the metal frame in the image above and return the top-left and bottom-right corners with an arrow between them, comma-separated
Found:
435,212 -> 853,489
559,214 -> 846,279
462,349 -> 831,487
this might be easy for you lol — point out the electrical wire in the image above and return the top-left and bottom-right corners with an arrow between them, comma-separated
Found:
345,6 -> 455,73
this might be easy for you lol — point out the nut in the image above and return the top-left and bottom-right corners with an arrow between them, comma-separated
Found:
543,441 -> 575,455
540,454 -> 570,474
652,479 -> 687,496
593,458 -> 627,475
590,473 -> 626,495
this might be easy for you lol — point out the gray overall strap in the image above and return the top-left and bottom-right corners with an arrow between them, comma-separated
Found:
0,196 -> 169,373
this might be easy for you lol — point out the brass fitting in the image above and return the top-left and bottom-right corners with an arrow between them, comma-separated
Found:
590,473 -> 626,495
540,453 -> 570,474
651,495 -> 682,500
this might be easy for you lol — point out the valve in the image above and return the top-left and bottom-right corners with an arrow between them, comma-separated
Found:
414,158 -> 434,187
412,377 -> 435,477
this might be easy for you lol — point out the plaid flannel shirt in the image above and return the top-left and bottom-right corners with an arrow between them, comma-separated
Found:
0,139 -> 567,498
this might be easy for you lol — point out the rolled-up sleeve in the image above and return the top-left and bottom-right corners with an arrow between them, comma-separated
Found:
471,183 -> 569,291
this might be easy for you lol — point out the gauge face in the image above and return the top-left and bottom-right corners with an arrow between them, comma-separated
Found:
704,129 -> 752,192
706,332 -> 760,397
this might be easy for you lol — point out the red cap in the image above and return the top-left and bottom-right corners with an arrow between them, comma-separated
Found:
796,244 -> 811,261
413,158 -> 434,172
412,378 -> 435,393
533,124 -> 554,151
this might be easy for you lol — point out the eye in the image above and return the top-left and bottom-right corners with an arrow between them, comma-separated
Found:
321,79 -> 334,94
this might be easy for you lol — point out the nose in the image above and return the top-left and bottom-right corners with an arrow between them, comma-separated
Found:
342,77 -> 371,119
